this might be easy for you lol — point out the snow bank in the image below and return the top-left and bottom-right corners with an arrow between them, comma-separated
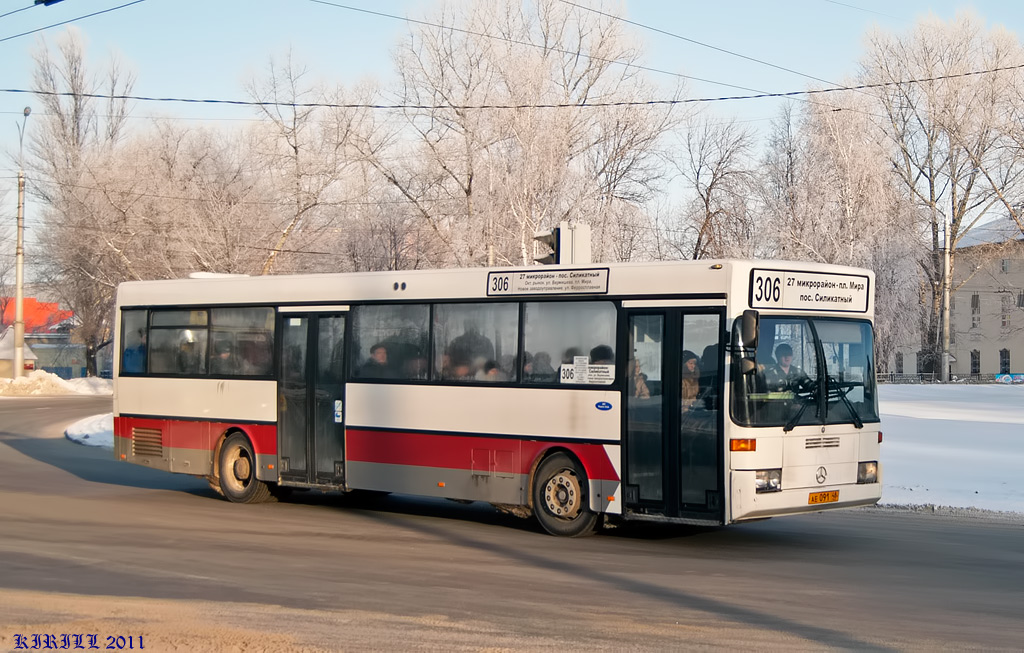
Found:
0,369 -> 112,396
64,413 -> 114,448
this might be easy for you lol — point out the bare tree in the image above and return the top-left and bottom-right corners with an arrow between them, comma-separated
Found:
245,54 -> 375,274
29,30 -> 135,374
361,0 -> 680,268
861,12 -> 1024,378
757,94 -> 922,370
668,115 -> 758,259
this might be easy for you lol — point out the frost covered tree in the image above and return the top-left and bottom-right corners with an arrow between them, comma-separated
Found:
861,12 -> 1024,377
363,0 -> 680,267
29,30 -> 134,375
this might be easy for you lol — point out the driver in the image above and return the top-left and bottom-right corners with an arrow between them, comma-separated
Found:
764,343 -> 811,393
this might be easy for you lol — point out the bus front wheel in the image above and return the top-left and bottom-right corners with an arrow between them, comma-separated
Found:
218,433 -> 274,503
532,453 -> 598,537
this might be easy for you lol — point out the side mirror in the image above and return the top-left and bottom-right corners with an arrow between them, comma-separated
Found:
740,309 -> 759,349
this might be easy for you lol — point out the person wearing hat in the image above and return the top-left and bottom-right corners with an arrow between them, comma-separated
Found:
765,343 -> 810,392
681,349 -> 700,409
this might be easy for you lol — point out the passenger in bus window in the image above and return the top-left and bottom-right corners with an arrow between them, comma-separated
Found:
176,331 -> 203,374
359,343 -> 390,378
498,354 -> 516,380
681,350 -> 700,409
627,357 -> 651,398
764,343 -> 810,392
589,345 -> 614,365
528,351 -> 556,382
211,339 -> 237,375
403,352 -> 428,380
122,329 -> 147,373
244,336 -> 273,376
477,360 -> 507,382
448,323 -> 494,377
562,347 -> 582,364
447,356 -> 472,380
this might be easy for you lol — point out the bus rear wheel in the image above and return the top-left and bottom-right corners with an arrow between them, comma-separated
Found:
532,453 -> 598,537
218,433 -> 274,503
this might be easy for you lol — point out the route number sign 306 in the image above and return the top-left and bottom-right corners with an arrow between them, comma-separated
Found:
752,272 -> 783,304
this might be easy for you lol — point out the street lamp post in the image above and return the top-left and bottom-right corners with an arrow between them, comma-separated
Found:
13,107 -> 30,379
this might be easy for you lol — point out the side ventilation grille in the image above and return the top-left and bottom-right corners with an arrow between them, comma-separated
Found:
804,436 -> 840,449
132,427 -> 163,457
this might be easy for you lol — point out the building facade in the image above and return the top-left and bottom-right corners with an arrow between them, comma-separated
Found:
892,224 -> 1022,380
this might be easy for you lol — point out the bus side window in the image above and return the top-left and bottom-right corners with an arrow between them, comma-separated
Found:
120,309 -> 148,374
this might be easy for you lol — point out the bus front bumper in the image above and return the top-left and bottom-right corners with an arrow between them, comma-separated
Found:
729,470 -> 882,522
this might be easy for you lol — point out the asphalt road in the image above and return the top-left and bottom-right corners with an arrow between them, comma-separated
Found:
1,395 -> 1023,651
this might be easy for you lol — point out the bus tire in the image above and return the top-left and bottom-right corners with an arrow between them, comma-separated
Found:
532,453 -> 598,537
218,433 -> 274,503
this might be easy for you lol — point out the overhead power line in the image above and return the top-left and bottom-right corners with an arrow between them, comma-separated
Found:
0,0 -> 148,44
3,62 -> 1024,111
559,0 -> 839,88
0,5 -> 33,21
306,0 -> 768,96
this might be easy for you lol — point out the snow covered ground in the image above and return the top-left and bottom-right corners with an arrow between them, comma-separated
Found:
5,371 -> 1022,515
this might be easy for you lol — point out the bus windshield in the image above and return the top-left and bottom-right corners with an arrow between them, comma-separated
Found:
732,317 -> 878,428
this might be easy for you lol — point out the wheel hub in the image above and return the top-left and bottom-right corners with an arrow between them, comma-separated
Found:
233,455 -> 251,481
543,470 -> 582,519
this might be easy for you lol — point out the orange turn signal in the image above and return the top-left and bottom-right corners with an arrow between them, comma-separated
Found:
437,482 -> 445,487
730,438 -> 756,452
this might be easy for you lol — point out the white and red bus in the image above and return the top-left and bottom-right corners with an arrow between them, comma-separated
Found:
114,260 -> 881,536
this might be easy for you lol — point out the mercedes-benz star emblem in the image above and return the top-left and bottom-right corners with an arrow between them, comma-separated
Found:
815,466 -> 828,484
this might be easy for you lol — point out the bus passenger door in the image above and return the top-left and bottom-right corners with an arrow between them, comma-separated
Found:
623,309 -> 723,522
278,313 -> 347,487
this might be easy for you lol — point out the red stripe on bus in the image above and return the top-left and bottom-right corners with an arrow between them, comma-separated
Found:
114,416 -> 277,455
345,428 -> 620,482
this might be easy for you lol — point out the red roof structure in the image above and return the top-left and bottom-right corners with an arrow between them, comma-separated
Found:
0,297 -> 74,333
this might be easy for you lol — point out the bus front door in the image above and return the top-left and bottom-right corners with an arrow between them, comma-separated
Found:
278,313 -> 347,487
623,309 -> 724,523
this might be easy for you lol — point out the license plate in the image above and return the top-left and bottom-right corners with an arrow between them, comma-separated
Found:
808,491 -> 839,505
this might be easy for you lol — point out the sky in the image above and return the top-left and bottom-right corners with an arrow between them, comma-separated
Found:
4,371 -> 1016,516
2,0 -> 1024,255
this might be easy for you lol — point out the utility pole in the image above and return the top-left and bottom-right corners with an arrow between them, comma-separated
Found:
13,107 -> 30,379
940,213 -> 951,383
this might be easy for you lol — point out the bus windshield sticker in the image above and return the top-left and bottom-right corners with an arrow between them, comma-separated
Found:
487,268 -> 609,296
750,269 -> 870,313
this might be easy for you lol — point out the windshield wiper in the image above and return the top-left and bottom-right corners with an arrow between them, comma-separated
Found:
783,384 -> 818,432
827,378 -> 864,429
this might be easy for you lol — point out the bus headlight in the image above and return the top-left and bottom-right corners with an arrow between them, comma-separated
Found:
755,469 -> 782,493
858,461 -> 878,484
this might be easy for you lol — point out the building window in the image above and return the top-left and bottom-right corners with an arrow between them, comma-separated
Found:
895,352 -> 903,374
971,293 -> 981,329
1018,290 -> 1024,309
1001,258 -> 1011,274
970,349 -> 980,375
1002,294 -> 1012,329
1000,349 -> 1010,374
